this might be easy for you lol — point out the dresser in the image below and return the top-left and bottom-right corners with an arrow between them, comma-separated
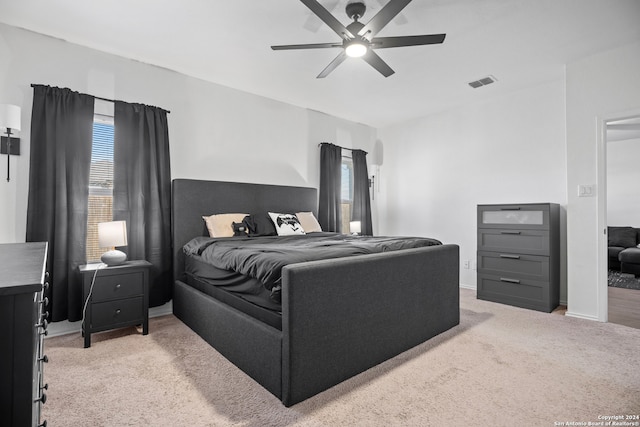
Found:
79,260 -> 151,348
0,242 -> 49,427
477,203 -> 560,312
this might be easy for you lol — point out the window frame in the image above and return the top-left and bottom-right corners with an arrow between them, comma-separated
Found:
340,154 -> 354,234
86,113 -> 115,262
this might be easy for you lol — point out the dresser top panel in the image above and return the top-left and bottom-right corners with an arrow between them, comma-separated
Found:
0,242 -> 47,295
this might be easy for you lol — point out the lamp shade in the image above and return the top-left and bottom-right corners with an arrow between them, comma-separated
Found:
98,220 -> 128,248
350,221 -> 361,234
0,104 -> 21,131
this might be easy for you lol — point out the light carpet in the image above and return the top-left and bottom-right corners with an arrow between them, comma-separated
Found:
42,289 -> 640,426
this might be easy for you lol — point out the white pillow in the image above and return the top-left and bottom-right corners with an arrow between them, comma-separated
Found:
296,212 -> 322,233
268,212 -> 306,236
202,213 -> 248,238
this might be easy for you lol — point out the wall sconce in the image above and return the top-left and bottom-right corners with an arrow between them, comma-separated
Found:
98,220 -> 128,266
350,221 -> 361,236
0,104 -> 21,182
369,175 -> 375,200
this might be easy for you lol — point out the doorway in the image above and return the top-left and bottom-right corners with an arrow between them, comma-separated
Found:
605,115 -> 640,329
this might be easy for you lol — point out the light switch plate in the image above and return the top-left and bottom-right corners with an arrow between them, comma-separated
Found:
578,184 -> 596,197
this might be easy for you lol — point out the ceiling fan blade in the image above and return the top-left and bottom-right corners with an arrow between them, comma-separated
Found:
317,51 -> 347,78
373,0 -> 408,25
371,34 -> 446,49
303,0 -> 340,32
358,0 -> 412,38
300,0 -> 354,40
271,42 -> 341,50
362,50 -> 395,77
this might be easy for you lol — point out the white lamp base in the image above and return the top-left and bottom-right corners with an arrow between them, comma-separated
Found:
101,250 -> 127,266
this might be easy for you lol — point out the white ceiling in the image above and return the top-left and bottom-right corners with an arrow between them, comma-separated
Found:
1,0 -> 639,128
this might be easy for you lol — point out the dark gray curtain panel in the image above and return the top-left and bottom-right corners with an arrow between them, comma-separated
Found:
318,142 -> 342,232
113,101 -> 172,307
352,149 -> 373,235
26,85 -> 95,322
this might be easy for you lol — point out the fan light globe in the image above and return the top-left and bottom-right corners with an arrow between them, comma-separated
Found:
345,42 -> 367,58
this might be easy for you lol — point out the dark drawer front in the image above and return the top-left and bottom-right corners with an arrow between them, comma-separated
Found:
477,251 -> 549,281
478,229 -> 549,256
91,297 -> 143,329
478,204 -> 550,230
477,274 -> 551,311
92,272 -> 143,302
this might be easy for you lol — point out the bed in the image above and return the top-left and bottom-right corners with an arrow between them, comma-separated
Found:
171,178 -> 460,406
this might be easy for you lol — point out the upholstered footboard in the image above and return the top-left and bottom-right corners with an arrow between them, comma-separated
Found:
281,243 -> 460,406
173,280 -> 283,397
173,243 -> 459,406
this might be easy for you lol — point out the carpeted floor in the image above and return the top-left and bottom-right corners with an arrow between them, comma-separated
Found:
42,289 -> 640,426
608,269 -> 640,290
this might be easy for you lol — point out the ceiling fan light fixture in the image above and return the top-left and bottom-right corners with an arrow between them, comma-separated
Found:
345,40 -> 367,58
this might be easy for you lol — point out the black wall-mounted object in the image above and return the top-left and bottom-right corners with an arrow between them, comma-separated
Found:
0,136 -> 20,155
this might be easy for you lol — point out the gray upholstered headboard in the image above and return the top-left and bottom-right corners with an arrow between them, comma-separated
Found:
171,179 -> 318,282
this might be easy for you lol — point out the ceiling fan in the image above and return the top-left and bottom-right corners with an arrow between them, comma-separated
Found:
271,0 -> 446,78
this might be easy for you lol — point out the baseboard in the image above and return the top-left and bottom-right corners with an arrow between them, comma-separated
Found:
565,310 -> 600,322
459,283 -> 476,291
46,300 -> 174,338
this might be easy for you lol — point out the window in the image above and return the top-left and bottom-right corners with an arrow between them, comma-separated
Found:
341,156 -> 354,233
85,114 -> 114,262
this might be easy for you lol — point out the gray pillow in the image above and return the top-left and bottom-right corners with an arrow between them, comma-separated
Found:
608,227 -> 637,248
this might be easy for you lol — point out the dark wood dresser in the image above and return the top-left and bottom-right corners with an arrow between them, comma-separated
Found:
477,203 -> 560,312
0,242 -> 49,427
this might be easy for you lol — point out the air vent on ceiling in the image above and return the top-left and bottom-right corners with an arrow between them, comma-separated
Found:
468,75 -> 497,88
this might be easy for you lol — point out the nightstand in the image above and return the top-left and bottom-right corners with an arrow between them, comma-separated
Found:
79,260 -> 151,348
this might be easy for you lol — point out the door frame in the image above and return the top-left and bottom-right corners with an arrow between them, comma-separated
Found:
597,108 -> 640,322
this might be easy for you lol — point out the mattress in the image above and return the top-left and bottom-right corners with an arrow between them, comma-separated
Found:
185,253 -> 282,330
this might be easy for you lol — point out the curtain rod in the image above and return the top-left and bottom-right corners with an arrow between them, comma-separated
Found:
30,84 -> 171,114
318,142 -> 367,154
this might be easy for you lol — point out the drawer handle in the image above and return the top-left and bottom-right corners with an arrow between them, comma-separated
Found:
115,284 -> 122,290
34,393 -> 47,404
499,254 -> 521,259
115,309 -> 121,316
38,355 -> 49,363
500,277 -> 521,284
500,231 -> 521,235
35,319 -> 48,330
500,207 -> 521,210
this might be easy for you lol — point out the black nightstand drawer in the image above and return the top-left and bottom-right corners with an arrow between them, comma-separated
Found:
92,272 -> 144,302
91,297 -> 143,329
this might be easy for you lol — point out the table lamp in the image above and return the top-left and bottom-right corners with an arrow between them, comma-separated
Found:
350,221 -> 361,235
98,220 -> 128,266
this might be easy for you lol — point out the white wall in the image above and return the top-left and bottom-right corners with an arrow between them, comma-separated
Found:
377,79 -> 568,297
0,23 -> 377,243
607,137 -> 640,227
566,41 -> 640,321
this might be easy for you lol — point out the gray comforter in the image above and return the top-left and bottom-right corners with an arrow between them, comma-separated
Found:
183,233 -> 441,299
